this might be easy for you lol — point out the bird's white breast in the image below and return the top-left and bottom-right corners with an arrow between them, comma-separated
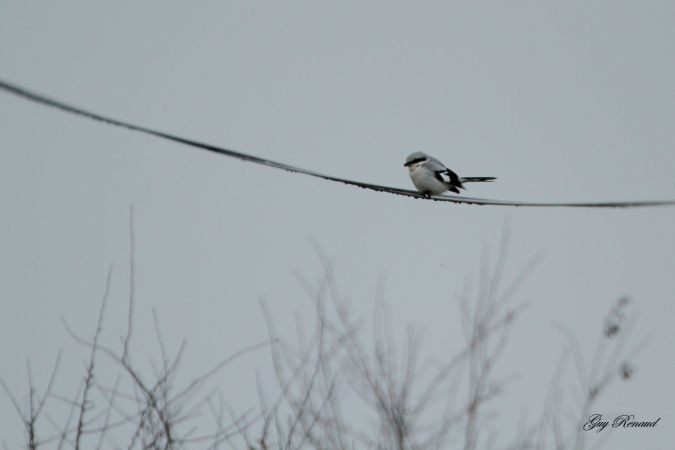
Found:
408,164 -> 448,195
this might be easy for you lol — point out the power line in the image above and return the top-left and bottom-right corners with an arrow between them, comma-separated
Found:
1,78 -> 674,209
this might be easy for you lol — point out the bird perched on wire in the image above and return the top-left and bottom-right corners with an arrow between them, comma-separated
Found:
404,152 -> 496,196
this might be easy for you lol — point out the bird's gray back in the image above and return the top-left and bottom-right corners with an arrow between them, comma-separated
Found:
423,156 -> 447,171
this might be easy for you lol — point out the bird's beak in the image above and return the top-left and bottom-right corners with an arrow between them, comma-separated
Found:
403,162 -> 411,167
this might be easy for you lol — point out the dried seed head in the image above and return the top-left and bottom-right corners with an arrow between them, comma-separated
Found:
621,362 -> 634,380
603,296 -> 631,338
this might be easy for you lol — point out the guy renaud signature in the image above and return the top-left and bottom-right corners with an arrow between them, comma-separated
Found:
583,414 -> 661,432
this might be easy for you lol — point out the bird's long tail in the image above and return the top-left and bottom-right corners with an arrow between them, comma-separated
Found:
460,176 -> 497,183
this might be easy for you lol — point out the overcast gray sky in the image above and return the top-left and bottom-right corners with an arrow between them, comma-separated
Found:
1,1 -> 674,448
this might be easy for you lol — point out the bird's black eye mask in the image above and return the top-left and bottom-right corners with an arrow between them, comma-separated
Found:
404,157 -> 427,167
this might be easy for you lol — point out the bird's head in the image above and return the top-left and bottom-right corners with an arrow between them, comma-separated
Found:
404,152 -> 428,169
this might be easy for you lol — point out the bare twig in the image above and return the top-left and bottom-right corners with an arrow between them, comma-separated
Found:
75,265 -> 112,450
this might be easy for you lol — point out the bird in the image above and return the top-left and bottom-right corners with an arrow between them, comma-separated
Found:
404,152 -> 496,196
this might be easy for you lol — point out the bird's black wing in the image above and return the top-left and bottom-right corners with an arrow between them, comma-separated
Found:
435,169 -> 463,188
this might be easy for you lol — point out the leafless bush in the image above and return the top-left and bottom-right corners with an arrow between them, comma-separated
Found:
531,296 -> 645,450
1,210 -> 272,450
1,221 -> 643,450
227,241 -> 641,450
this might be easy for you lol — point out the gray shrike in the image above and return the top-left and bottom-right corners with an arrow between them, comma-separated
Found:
404,152 -> 496,196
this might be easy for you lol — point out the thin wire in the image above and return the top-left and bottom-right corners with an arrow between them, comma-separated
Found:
1,78 -> 674,208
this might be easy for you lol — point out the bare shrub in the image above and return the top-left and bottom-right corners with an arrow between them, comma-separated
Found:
1,223 -> 642,450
